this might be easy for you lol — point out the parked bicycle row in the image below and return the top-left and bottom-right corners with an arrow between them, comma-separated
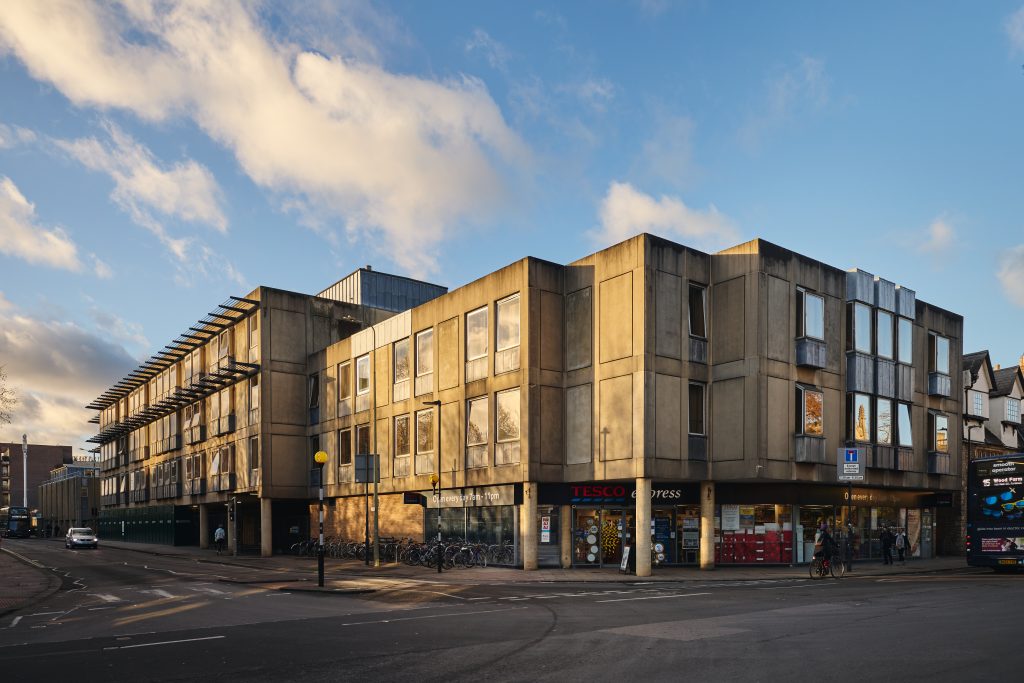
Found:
288,536 -> 516,568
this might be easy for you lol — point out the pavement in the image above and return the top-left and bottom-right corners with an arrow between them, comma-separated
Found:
12,536 -> 970,591
0,544 -> 62,617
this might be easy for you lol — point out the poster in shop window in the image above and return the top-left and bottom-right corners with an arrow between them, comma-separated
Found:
722,505 -> 740,531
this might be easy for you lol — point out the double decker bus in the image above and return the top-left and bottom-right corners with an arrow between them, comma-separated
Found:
967,454 -> 1024,570
1,506 -> 32,538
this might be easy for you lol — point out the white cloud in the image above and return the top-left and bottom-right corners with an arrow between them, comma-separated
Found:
590,181 -> 739,249
465,28 -> 511,72
0,291 -> 12,311
92,255 -> 113,279
55,122 -> 228,234
738,56 -> 829,149
637,115 -> 698,188
0,176 -> 83,272
917,217 -> 956,254
998,245 -> 1024,307
0,1 -> 529,276
0,122 -> 36,148
1007,6 -> 1024,53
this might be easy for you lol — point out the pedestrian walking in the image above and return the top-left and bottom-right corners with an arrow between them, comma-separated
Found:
214,524 -> 226,555
843,524 -> 856,573
880,527 -> 894,565
895,528 -> 908,564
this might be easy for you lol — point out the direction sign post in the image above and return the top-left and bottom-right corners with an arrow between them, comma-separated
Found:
838,448 -> 864,538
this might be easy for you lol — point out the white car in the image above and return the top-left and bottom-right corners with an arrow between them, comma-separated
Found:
65,527 -> 99,549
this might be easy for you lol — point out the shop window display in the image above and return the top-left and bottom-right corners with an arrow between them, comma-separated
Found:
715,504 -> 793,564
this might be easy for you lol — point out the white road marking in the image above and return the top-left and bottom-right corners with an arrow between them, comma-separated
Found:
103,635 -> 226,650
7,616 -> 22,628
140,589 -> 177,599
26,611 -> 62,617
339,606 -> 527,627
88,594 -> 122,603
88,606 -> 118,611
188,586 -> 226,595
596,592 -> 711,603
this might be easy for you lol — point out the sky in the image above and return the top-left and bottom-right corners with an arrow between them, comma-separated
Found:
0,1 -> 1023,453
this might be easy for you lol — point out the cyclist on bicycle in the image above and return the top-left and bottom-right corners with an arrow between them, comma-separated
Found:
813,522 -> 834,563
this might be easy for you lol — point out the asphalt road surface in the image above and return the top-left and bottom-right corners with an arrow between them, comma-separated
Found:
1,540 -> 1019,682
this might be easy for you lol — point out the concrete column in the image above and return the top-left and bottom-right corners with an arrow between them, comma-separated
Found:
520,481 -> 538,570
635,478 -> 652,577
559,505 -> 573,568
700,480 -> 715,570
199,504 -> 210,549
260,498 -> 273,557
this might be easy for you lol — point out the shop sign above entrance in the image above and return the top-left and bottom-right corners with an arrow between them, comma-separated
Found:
425,484 -> 523,509
837,448 -> 865,482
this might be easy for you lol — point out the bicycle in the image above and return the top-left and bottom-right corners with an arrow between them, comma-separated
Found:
809,553 -> 845,579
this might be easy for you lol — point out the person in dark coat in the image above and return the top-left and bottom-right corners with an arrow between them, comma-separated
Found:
880,527 -> 894,565
843,524 -> 856,573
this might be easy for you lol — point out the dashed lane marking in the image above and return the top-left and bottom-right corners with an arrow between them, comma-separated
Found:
596,592 -> 712,603
103,635 -> 225,651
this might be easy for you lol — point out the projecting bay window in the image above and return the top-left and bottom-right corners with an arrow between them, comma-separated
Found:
847,302 -> 873,354
876,398 -> 893,445
466,396 -> 489,469
928,411 -> 951,474
394,415 -> 411,477
876,310 -> 894,360
415,409 -> 435,475
495,294 -> 521,374
1007,398 -> 1021,424
794,385 -> 824,463
393,337 -> 411,402
337,429 -> 352,482
848,393 -> 872,443
466,306 -> 488,382
495,388 -> 521,465
355,354 -> 371,412
927,333 -> 951,396
896,403 -> 913,448
795,288 -> 826,368
897,318 -> 913,364
308,373 -> 320,424
415,329 -> 434,396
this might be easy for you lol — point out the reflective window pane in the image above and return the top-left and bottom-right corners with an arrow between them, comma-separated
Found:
689,285 -> 706,338
897,403 -> 913,447
496,389 -> 520,442
897,318 -> 913,364
876,310 -> 893,359
934,414 -> 949,453
394,338 -> 410,382
852,393 -> 871,442
356,355 -> 370,395
934,336 -> 949,374
876,398 -> 892,445
416,410 -> 434,454
803,389 -> 823,435
496,295 -> 520,351
804,293 -> 824,340
416,329 -> 433,376
466,307 -> 488,360
854,303 -> 872,353
394,416 -> 410,456
466,397 -> 488,446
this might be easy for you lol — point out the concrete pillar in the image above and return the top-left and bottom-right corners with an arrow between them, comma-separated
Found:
520,482 -> 538,570
260,498 -> 273,557
559,505 -> 573,568
700,480 -> 715,570
635,478 -> 652,577
199,504 -> 210,549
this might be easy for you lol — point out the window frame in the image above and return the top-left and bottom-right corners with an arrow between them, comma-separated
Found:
849,392 -> 872,443
355,355 -> 371,396
466,396 -> 489,447
1008,398 -> 1021,424
932,412 -> 949,453
876,310 -> 894,360
466,306 -> 488,361
415,329 -> 433,377
796,385 -> 824,436
796,288 -> 825,341
337,361 -> 352,401
897,317 -> 913,364
495,294 -> 521,353
688,283 -> 707,339
393,338 -> 411,383
394,415 -> 411,457
415,409 -> 435,455
896,402 -> 913,448
338,428 -> 352,466
929,332 -> 950,375
688,382 -> 707,436
495,388 -> 521,444
848,302 -> 873,354
876,397 -> 893,445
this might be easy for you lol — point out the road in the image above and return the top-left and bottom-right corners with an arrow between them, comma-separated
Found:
1,540 -> 1019,682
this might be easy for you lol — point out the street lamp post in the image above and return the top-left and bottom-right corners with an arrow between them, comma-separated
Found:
313,449 -> 328,587
424,400 -> 442,573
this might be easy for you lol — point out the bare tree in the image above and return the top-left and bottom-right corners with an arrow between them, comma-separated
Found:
0,365 -> 16,426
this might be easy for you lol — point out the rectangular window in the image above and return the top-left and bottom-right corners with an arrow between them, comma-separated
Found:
496,294 -> 520,352
897,403 -> 913,448
797,289 -> 825,340
248,314 -> 259,353
416,329 -> 434,376
394,416 -> 410,457
850,393 -> 872,442
876,398 -> 893,445
393,338 -> 410,383
688,383 -> 706,436
933,413 -> 949,453
338,429 -> 352,465
308,374 -> 319,408
416,410 -> 434,454
929,333 -> 950,374
249,436 -> 259,471
356,424 -> 370,455
466,396 -> 489,446
356,355 -> 370,395
897,318 -> 913,364
848,302 -> 873,354
210,449 -> 221,478
972,391 -> 984,415
496,388 -> 521,443
876,310 -> 894,360
797,386 -> 823,436
1008,399 -> 1021,423
688,284 -> 707,338
337,362 -> 351,400
210,392 -> 220,424
466,306 -> 488,361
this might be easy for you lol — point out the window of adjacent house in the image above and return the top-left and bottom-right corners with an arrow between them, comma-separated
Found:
849,393 -> 872,442
877,398 -> 893,445
356,355 -> 370,395
876,310 -> 894,360
338,429 -> 352,466
897,403 -> 913,447
688,383 -> 706,436
1008,398 -> 1021,424
416,329 -> 434,376
394,416 -> 410,457
797,289 -> 825,340
467,396 -> 488,447
394,338 -> 410,383
797,386 -> 823,436
848,302 -> 872,354
688,284 -> 707,338
338,362 -> 352,400
972,391 -> 984,415
496,388 -> 521,444
897,318 -> 913,364
929,333 -> 950,374
466,306 -> 488,361
496,294 -> 520,352
249,436 -> 259,471
416,409 -> 434,454
933,413 -> 949,453
356,424 -> 370,455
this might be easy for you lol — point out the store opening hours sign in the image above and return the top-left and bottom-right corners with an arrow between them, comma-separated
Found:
837,448 -> 865,481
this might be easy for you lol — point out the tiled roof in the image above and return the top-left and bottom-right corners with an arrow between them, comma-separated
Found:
962,350 -> 992,385
991,367 -> 1023,397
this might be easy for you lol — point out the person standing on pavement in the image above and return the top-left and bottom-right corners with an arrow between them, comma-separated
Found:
214,524 -> 226,555
895,528 -> 908,564
843,524 -> 856,573
880,527 -> 894,565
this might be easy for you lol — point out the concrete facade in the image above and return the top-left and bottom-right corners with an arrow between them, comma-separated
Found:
38,463 -> 100,534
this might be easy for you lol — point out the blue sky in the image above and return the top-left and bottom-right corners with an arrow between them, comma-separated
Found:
1,1 -> 1023,450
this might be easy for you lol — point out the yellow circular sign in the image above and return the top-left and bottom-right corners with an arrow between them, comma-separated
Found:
313,450 -> 328,464
429,473 -> 439,486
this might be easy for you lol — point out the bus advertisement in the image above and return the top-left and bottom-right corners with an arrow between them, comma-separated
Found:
967,454 -> 1024,570
2,506 -> 32,538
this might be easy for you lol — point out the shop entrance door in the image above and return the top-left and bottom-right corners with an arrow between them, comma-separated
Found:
600,509 -> 634,567
573,509 -> 601,566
